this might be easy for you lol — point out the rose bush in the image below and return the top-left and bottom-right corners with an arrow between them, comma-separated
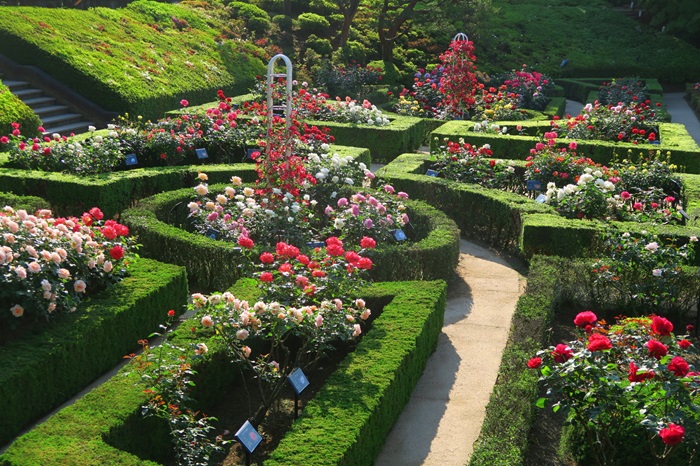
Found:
531,311 -> 700,465
0,205 -> 137,326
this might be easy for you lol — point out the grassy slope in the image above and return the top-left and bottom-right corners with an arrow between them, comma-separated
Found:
475,0 -> 700,83
0,1 -> 264,119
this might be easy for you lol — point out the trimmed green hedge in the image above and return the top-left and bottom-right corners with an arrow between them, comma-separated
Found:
0,280 -> 446,466
468,255 -> 560,465
687,83 -> 700,119
430,120 -> 700,173
0,192 -> 50,212
0,145 -> 369,218
557,78 -> 664,104
0,3 -> 266,120
0,81 -> 41,138
0,257 -> 188,446
121,184 -> 460,291
376,153 -> 700,263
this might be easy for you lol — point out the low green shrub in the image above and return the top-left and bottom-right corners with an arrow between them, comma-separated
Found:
0,257 -> 188,446
121,183 -> 460,291
0,82 -> 40,139
0,192 -> 50,212
0,280 -> 446,466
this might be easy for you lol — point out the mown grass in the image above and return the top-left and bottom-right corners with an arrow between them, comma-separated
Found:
474,0 -> 700,83
0,1 -> 265,120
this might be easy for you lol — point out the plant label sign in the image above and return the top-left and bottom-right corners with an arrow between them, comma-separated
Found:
306,241 -> 326,248
287,367 -> 310,395
425,169 -> 439,177
535,194 -> 547,203
235,420 -> 262,454
206,228 -> 220,240
393,229 -> 408,241
196,148 -> 209,160
526,180 -> 543,191
125,154 -> 138,166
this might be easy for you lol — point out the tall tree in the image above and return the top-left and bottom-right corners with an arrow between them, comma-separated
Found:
336,0 -> 362,48
377,0 -> 424,62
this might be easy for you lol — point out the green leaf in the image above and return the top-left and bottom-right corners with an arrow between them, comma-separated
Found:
536,397 -> 546,408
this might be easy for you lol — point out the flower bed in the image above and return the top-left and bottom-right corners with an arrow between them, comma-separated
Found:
0,279 -> 446,465
120,184 -> 460,291
558,77 -> 664,104
468,254 -> 700,465
430,120 -> 700,173
376,152 -> 700,261
0,257 -> 188,446
0,145 -> 368,218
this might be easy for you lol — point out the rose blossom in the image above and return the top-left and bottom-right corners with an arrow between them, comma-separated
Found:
628,361 -> 655,382
58,268 -> 71,279
659,423 -> 685,445
10,304 -> 24,317
573,310 -> 597,328
646,339 -> 668,359
201,315 -> 214,327
73,280 -> 87,293
668,356 -> 690,377
678,339 -> 692,349
527,357 -> 542,369
552,344 -> 573,363
587,333 -> 612,351
236,329 -> 249,340
353,324 -> 362,337
651,316 -> 673,336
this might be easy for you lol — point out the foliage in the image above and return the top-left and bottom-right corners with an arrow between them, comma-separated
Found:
557,100 -> 666,144
0,205 -> 137,326
127,312 -> 228,466
431,138 -> 518,190
598,78 -> 649,105
640,0 -> 700,46
532,312 -> 700,465
590,229 -> 697,318
312,61 -> 383,99
0,82 -> 41,139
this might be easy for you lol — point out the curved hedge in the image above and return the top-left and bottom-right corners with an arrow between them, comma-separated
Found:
0,81 -> 41,138
0,192 -> 50,213
377,153 -> 700,263
0,145 -> 370,218
0,257 -> 188,446
121,184 -> 460,291
0,280 -> 447,466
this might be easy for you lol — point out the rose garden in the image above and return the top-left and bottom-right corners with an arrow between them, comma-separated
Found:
2,0 -> 700,464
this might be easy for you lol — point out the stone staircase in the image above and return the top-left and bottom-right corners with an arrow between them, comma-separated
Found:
3,77 -> 96,136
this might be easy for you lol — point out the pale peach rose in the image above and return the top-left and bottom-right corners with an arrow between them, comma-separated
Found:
355,298 -> 366,308
353,323 -> 362,337
4,233 -> 15,243
195,184 -> 208,196
27,262 -> 41,273
41,279 -> 52,291
195,343 -> 208,355
103,261 -> 113,273
10,304 -> 23,317
197,172 -> 208,181
242,345 -> 252,357
15,266 -> 27,279
47,302 -> 56,313
51,252 -> 62,264
58,268 -> 71,279
315,314 -> 323,328
26,245 -> 37,257
74,280 -> 87,293
361,309 -> 372,320
230,176 -> 242,186
346,314 -> 355,322
236,329 -> 249,340
201,315 -> 214,327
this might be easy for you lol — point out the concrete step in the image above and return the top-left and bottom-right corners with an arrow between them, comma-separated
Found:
43,121 -> 95,137
4,80 -> 30,92
41,113 -> 82,127
12,87 -> 43,99
34,104 -> 70,119
24,96 -> 56,109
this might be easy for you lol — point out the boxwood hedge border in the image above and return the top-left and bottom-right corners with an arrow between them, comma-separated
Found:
429,121 -> 700,173
0,257 -> 188,446
120,184 -> 460,291
0,279 -> 447,466
376,153 -> 700,263
0,145 -> 369,218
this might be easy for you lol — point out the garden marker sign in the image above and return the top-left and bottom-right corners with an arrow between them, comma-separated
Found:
235,420 -> 262,466
266,53 -> 293,158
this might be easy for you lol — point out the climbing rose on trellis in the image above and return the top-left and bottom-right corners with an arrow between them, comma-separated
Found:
438,37 -> 479,119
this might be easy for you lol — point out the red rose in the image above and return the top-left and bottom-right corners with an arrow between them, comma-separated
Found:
659,423 -> 685,445
678,339 -> 692,350
81,213 -> 94,226
260,252 -> 275,264
668,356 -> 690,377
357,257 -> 373,270
646,340 -> 668,359
552,344 -> 573,363
573,310 -> 597,328
628,362 -> 655,383
278,263 -> 292,274
327,244 -> 344,257
311,269 -> 326,278
295,275 -> 309,288
260,272 -> 273,282
587,333 -> 612,352
527,357 -> 542,369
296,254 -> 310,265
360,236 -> 377,249
101,226 -> 117,240
115,224 -> 129,236
345,251 -> 361,265
168,309 -> 176,317
109,245 -> 124,260
651,316 -> 673,336
89,207 -> 104,220
237,236 -> 254,249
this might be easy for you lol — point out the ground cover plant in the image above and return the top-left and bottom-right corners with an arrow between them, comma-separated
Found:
0,1 -> 267,120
